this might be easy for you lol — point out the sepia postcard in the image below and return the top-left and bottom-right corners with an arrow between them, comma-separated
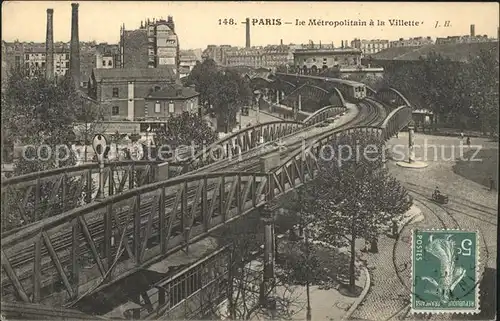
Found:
0,1 -> 498,320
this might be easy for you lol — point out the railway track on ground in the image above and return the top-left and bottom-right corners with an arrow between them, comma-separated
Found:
385,190 -> 492,321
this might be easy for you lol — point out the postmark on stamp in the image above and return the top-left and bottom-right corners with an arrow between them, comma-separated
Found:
411,229 -> 480,314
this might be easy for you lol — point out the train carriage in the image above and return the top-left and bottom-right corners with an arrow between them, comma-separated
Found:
275,72 -> 367,102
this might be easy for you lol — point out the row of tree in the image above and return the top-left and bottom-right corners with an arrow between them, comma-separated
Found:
379,51 -> 499,134
205,132 -> 412,320
275,132 -> 412,293
185,59 -> 253,132
1,68 -> 219,230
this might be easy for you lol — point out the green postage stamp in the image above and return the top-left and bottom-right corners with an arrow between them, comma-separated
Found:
412,229 -> 480,314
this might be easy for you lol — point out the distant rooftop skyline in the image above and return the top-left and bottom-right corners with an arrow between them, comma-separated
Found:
2,2 -> 498,49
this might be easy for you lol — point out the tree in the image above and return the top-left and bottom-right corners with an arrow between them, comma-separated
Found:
154,112 -> 218,158
186,59 -> 252,133
382,49 -> 499,132
185,58 -> 218,108
298,132 -> 412,292
74,97 -> 106,162
466,50 -> 499,135
210,212 -> 302,320
208,71 -> 241,133
1,68 -> 91,230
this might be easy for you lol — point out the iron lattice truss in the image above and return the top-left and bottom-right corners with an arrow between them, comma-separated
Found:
1,75 -> 413,312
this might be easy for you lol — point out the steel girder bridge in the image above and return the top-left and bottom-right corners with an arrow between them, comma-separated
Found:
1,74 -> 413,319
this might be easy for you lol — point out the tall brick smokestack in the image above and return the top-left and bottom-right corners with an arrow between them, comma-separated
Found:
70,3 -> 80,88
245,18 -> 250,48
470,24 -> 475,37
45,9 -> 54,79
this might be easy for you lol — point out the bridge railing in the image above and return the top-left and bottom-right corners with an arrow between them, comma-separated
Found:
303,105 -> 347,127
374,87 -> 412,111
1,161 -> 160,234
269,105 -> 413,197
1,171 -> 272,306
168,120 -> 304,175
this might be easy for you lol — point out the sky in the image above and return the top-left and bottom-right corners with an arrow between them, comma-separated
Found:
2,1 -> 499,49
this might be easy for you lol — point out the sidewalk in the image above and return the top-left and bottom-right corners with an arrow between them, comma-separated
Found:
275,236 -> 371,321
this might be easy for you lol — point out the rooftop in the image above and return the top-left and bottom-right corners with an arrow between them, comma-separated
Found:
93,68 -> 176,82
294,48 -> 362,54
146,84 -> 199,99
368,41 -> 499,62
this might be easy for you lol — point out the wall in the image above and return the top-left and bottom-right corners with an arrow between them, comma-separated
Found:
97,79 -> 182,120
122,30 -> 149,68
144,96 -> 199,120
294,52 -> 361,70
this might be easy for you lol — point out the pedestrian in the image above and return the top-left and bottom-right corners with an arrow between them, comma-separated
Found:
460,131 -> 464,140
466,136 -> 471,147
489,176 -> 495,191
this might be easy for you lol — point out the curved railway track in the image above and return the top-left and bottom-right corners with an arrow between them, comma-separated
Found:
385,186 -> 493,321
0,98 -> 392,305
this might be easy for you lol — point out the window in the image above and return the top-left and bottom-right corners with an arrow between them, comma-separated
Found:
154,86 -> 161,92
112,106 -> 119,115
65,62 -> 69,68
112,88 -> 119,97
155,101 -> 161,113
66,54 -> 70,60
82,82 -> 88,88
168,103 -> 174,113
108,60 -> 113,66
42,62 -> 46,68
25,54 -> 30,60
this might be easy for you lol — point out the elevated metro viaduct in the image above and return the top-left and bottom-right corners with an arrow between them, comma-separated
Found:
1,73 -> 413,320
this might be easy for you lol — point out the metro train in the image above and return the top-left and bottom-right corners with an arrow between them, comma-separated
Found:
275,72 -> 367,102
303,74 -> 366,102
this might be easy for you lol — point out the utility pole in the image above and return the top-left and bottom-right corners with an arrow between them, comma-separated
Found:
305,226 -> 312,321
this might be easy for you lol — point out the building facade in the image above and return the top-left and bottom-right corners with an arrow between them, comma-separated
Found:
435,35 -> 494,45
88,68 -> 178,121
202,45 -> 237,65
2,41 -> 117,88
95,43 -> 119,69
179,50 -> 199,78
120,17 -> 180,72
351,39 -> 389,55
144,84 -> 199,120
224,45 -> 290,69
293,48 -> 362,73
389,37 -> 434,47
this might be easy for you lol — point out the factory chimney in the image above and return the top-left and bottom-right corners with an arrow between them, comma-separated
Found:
245,18 -> 251,48
45,9 -> 54,79
70,3 -> 80,89
470,24 -> 475,37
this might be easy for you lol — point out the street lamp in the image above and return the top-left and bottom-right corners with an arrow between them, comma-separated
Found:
304,226 -> 312,321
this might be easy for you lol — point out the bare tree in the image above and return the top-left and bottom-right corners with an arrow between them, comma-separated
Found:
209,212 -> 304,320
75,96 -> 107,162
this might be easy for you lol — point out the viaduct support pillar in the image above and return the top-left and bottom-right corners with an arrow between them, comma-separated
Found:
396,123 -> 428,168
260,204 -> 275,305
408,125 -> 415,163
